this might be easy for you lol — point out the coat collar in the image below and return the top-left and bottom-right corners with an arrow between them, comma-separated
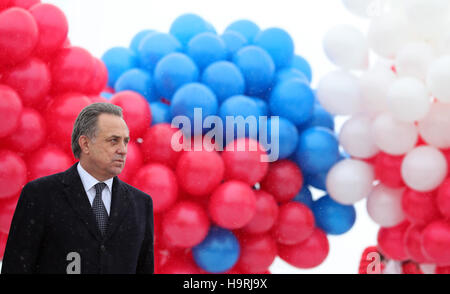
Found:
62,162 -> 131,241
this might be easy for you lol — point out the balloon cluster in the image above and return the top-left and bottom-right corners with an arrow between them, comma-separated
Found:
100,14 -> 356,273
0,1 -> 111,259
321,0 -> 450,273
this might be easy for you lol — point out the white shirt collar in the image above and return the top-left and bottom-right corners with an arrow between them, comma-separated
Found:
77,162 -> 114,193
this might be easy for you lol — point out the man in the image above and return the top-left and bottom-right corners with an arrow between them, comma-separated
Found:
1,103 -> 154,274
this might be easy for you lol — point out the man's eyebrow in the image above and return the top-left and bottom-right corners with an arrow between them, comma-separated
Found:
106,135 -> 130,140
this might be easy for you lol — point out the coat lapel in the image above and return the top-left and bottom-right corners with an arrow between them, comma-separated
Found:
104,176 -> 130,241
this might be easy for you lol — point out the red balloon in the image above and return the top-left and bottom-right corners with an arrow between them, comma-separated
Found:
273,202 -> 315,245
2,57 -> 51,106
3,107 -> 46,153
208,180 -> 256,229
377,221 -> 410,261
110,91 -> 152,140
374,152 -> 405,188
442,149 -> 450,177
162,201 -> 210,248
402,189 -> 441,225
0,0 -> 11,11
437,178 -> 450,219
260,160 -> 303,203
0,150 -> 27,199
158,252 -> 201,274
421,219 -> 450,266
10,0 -> 40,9
26,145 -> 72,181
118,141 -> 142,183
235,233 -> 277,274
241,190 -> 279,234
403,224 -> 431,264
435,266 -> 450,274
176,149 -> 224,197
221,138 -> 269,185
0,232 -> 7,260
50,46 -> 95,93
278,228 -> 329,269
89,95 -> 109,104
85,58 -> 108,95
0,85 -> 22,138
132,163 -> 178,213
141,123 -> 182,168
0,7 -> 38,66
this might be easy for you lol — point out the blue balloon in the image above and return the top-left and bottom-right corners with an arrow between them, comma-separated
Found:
254,27 -> 294,69
291,55 -> 312,83
221,31 -> 248,60
298,103 -> 335,133
312,195 -> 356,235
101,47 -> 138,88
263,117 -> 299,160
225,19 -> 260,43
137,32 -> 182,73
153,53 -> 199,99
169,13 -> 210,47
192,226 -> 240,273
100,92 -> 113,100
219,95 -> 262,143
276,68 -> 309,85
249,97 -> 269,117
295,127 -> 341,175
150,101 -> 171,125
269,79 -> 314,126
187,32 -> 227,72
129,29 -> 156,53
205,22 -> 217,34
114,68 -> 156,102
201,61 -> 245,104
233,46 -> 275,97
303,171 -> 327,191
293,186 -> 314,209
171,83 -> 218,136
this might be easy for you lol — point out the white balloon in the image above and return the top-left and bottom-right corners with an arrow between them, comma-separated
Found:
372,112 -> 418,155
326,159 -> 375,205
339,115 -> 379,159
427,55 -> 450,103
366,184 -> 405,227
316,70 -> 361,116
342,0 -> 378,18
401,146 -> 448,192
387,77 -> 431,122
359,67 -> 396,115
323,24 -> 369,70
418,102 -> 450,148
395,42 -> 435,80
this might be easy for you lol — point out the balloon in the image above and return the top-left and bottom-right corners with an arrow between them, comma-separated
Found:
269,78 -> 315,126
169,13 -> 210,48
323,24 -> 368,70
192,226 -> 240,273
260,160 -> 303,203
140,123 -> 181,168
29,3 -> 68,57
187,32 -> 227,71
201,61 -> 245,104
158,253 -> 202,274
2,57 -> 51,106
342,0 -> 377,18
101,47 -> 137,88
26,145 -> 72,182
0,0 -> 10,11
153,52 -> 199,99
374,152 -> 405,188
278,228 -> 329,269
339,115 -> 379,159
303,170 -> 329,191
241,190 -> 278,234
232,45 -> 275,97
0,150 -> 27,199
132,163 -> 178,213
254,27 -> 294,69
176,149 -> 224,197
292,186 -> 314,209
150,101 -> 171,125
377,221 -> 410,261
359,67 -> 395,115
290,55 -> 312,83
221,138 -> 269,186
10,0 -> 40,9
437,179 -> 450,218
110,90 -> 152,140
297,103 -> 335,133
117,141 -> 142,183
220,31 -> 247,59
225,19 -> 260,43
418,102 -> 450,149
421,220 -> 450,266
402,189 -> 441,225
86,58 -> 108,95
366,184 -> 405,227
273,202 -> 315,245
401,146 -> 448,192
427,56 -> 450,103
250,97 -> 269,117
208,180 -> 256,229
129,29 -> 155,53
275,68 -> 309,85
0,85 -> 23,138
312,195 -> 356,235
395,42 -> 434,80
0,7 -> 38,66
114,68 -> 156,102
162,201 -> 210,248
235,233 -> 277,273
326,158 -> 375,205
404,224 -> 431,264
263,117 -> 299,160
137,32 -> 181,73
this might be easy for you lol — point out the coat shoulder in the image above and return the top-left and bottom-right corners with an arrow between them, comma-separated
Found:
121,180 -> 153,205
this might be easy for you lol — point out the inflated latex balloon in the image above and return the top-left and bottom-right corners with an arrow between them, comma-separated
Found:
220,31 -> 247,59
114,68 -> 156,102
427,55 -> 450,103
260,160 -> 303,203
366,184 -> 405,227
0,85 -> 23,138
264,117 -> 299,159
118,141 -> 142,183
417,102 -> 450,149
359,67 -> 396,115
253,27 -> 294,69
395,42 -> 434,80
401,189 -> 441,225
404,224 -> 431,264
169,13 -> 210,48
235,233 -> 277,274
0,150 -> 27,199
312,195 -> 356,235
241,190 -> 278,235
272,202 -> 315,245
137,32 -> 181,73
374,152 -> 405,188
187,32 -> 227,71
129,29 -> 155,53
149,101 -> 171,125
421,220 -> 450,266
377,221 -> 410,261
293,186 -> 314,209
26,145 -> 72,182
339,115 -> 379,159
290,55 -> 312,83
101,47 -> 138,88
225,19 -> 260,43
437,179 -> 450,218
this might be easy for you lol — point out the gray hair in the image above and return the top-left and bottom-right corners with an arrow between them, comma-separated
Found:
71,103 -> 123,159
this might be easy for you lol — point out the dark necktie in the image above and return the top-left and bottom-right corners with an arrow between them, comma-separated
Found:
93,182 -> 108,237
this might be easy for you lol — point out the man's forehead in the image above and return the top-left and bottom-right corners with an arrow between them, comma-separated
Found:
97,113 -> 129,135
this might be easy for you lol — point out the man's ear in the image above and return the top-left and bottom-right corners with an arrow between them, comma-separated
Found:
78,135 -> 90,155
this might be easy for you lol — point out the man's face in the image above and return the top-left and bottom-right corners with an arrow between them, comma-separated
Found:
85,113 -> 130,179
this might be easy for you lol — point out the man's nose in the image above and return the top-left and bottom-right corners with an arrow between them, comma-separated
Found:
117,142 -> 127,155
